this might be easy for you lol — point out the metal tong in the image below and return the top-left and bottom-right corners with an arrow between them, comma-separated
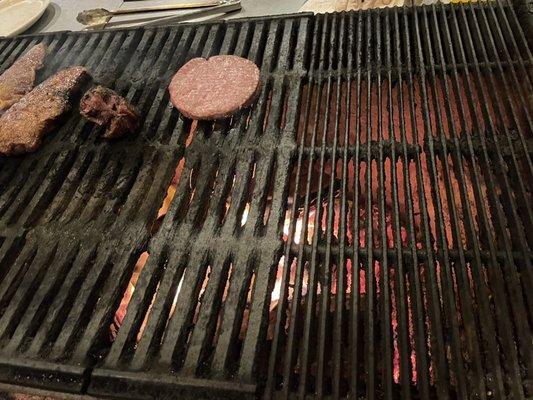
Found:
78,1 -> 239,28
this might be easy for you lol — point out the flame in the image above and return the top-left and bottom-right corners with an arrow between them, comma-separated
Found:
241,204 -> 250,226
112,253 -> 186,343
271,270 -> 283,304
282,211 -> 315,245
110,160 -> 186,342
168,274 -> 185,319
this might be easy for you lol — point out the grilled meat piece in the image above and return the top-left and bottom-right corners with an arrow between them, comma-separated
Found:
169,55 -> 260,120
0,43 -> 47,112
80,86 -> 140,139
0,66 -> 90,156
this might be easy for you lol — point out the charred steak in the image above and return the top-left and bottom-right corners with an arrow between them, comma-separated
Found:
0,43 -> 47,112
80,86 -> 140,139
0,66 -> 90,156
168,55 -> 260,120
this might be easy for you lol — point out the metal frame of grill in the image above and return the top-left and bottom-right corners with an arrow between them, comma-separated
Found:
0,1 -> 531,399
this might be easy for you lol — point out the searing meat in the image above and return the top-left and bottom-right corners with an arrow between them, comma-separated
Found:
80,86 -> 140,139
0,66 -> 89,156
169,55 -> 260,120
0,43 -> 47,112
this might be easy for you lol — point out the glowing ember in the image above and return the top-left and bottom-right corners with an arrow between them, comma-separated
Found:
111,253 -> 185,343
274,203 -> 419,386
110,251 -> 147,341
158,185 -> 176,219
112,152 -> 420,388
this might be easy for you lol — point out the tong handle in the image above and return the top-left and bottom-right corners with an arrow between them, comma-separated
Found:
113,1 -> 222,14
142,1 -> 241,26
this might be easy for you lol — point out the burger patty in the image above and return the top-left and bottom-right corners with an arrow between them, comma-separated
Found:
0,66 -> 90,156
80,86 -> 140,139
168,55 -> 260,120
0,43 -> 47,112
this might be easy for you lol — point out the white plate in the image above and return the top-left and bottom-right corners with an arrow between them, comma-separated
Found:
0,0 -> 50,37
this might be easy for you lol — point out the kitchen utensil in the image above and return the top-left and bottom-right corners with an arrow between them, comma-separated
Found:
77,1 -> 223,26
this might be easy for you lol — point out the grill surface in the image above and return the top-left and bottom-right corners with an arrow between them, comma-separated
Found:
0,2 -> 531,399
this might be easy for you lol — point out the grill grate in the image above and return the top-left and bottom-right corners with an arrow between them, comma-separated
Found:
0,2 -> 531,399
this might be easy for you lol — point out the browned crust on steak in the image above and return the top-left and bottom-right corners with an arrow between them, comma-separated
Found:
168,55 -> 261,120
0,66 -> 90,156
0,43 -> 47,112
80,85 -> 141,139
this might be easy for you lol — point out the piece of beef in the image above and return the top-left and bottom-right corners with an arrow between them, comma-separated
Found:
80,86 -> 140,139
0,43 -> 47,112
0,66 -> 90,156
168,55 -> 261,120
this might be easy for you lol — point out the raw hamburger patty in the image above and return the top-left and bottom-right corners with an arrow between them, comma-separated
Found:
0,66 -> 90,156
0,43 -> 47,112
168,55 -> 260,120
80,86 -> 140,139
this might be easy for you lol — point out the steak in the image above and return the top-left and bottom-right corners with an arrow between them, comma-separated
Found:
0,66 -> 90,156
80,86 -> 140,139
0,43 -> 47,112
168,55 -> 260,120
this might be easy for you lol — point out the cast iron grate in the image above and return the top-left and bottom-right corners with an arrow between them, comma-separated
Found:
0,1 -> 531,399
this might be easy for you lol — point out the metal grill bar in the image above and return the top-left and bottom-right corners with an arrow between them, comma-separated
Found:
264,3 -> 531,400
87,15 -> 312,399
387,10 -> 411,400
397,10 -> 433,399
